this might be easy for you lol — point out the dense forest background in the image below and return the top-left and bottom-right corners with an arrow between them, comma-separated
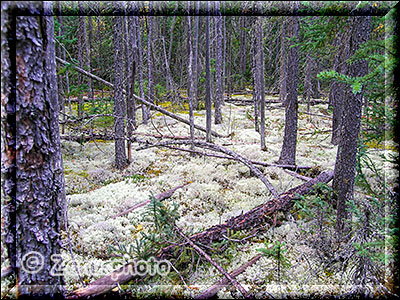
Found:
1,1 -> 399,299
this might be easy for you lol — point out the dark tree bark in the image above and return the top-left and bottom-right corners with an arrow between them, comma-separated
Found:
205,1 -> 212,142
214,1 -> 223,124
278,12 -> 300,166
330,28 -> 351,145
333,16 -> 371,235
112,12 -> 127,170
1,1 -> 65,296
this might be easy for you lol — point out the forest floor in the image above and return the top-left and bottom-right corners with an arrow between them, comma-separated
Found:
1,94 -> 398,298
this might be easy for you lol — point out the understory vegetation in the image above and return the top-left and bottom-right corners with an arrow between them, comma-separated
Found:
3,97 -> 396,298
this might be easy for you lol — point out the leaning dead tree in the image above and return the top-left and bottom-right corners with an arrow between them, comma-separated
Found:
67,170 -> 333,298
55,57 -> 226,138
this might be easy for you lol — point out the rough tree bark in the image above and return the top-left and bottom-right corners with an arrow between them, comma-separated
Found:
278,10 -> 300,166
112,11 -> 127,170
333,16 -> 371,235
330,27 -> 350,145
1,1 -> 65,296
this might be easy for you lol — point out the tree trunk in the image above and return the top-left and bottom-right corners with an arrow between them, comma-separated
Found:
257,15 -> 266,151
147,4 -> 154,102
77,3 -> 85,117
279,18 -> 288,106
278,11 -> 300,166
187,9 -> 196,151
137,11 -> 149,124
113,12 -> 127,170
86,16 -> 94,102
193,1 -> 200,109
330,29 -> 350,145
1,2 -> 65,296
205,1 -> 212,142
239,15 -> 247,89
125,3 -> 138,163
214,1 -> 223,124
333,16 -> 371,235
303,53 -> 313,112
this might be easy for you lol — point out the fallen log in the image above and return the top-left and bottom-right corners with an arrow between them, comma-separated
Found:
283,169 -> 313,182
196,254 -> 262,299
111,182 -> 192,219
136,139 -> 279,197
56,57 -> 225,139
175,227 -> 250,299
67,170 -> 333,299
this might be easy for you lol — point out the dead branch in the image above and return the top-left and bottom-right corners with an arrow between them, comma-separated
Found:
160,145 -> 312,170
111,182 -> 192,219
175,227 -> 251,299
196,254 -> 262,299
136,139 -> 279,197
283,169 -> 313,182
67,171 -> 333,299
56,56 -> 225,139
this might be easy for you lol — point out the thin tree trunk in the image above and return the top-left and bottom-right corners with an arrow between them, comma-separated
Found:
187,9 -> 195,152
77,3 -> 85,117
214,1 -> 223,124
193,1 -> 200,109
137,11 -> 149,124
279,18 -> 287,106
147,4 -> 154,102
125,3 -> 137,163
113,12 -> 127,170
303,53 -> 313,112
2,2 -> 65,296
239,15 -> 247,89
257,15 -> 266,151
205,1 -> 212,142
87,16 -> 94,102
